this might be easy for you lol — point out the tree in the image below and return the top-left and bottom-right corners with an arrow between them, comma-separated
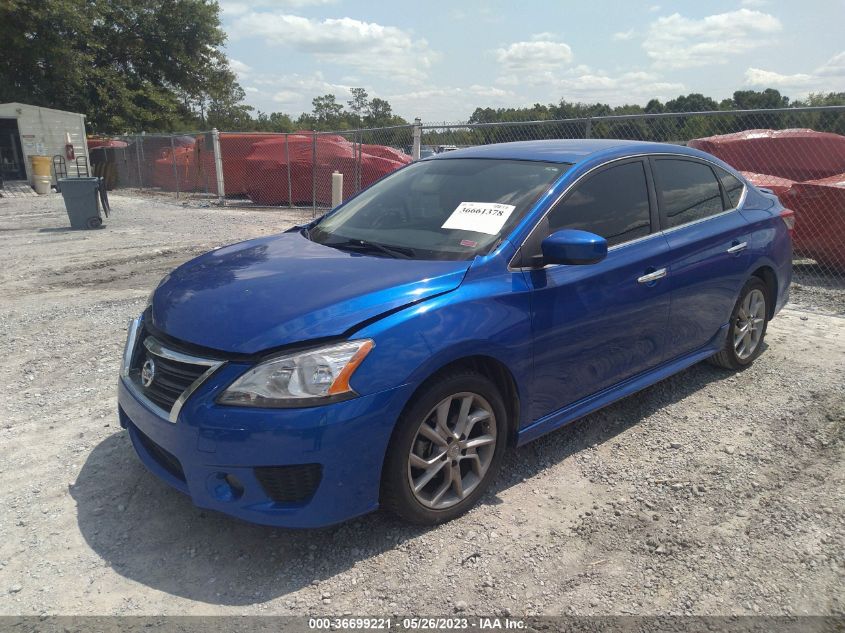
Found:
728,89 -> 790,110
311,94 -> 343,125
254,111 -> 295,132
0,0 -> 244,132
198,64 -> 255,130
794,92 -> 845,106
664,93 -> 719,113
347,87 -> 369,124
365,98 -> 393,126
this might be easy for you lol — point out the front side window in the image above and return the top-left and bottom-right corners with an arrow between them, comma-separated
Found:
309,159 -> 568,260
653,159 -> 724,228
548,161 -> 651,247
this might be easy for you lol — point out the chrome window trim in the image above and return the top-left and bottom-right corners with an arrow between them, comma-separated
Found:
509,152 -> 748,271
125,335 -> 226,423
658,206 -> 741,237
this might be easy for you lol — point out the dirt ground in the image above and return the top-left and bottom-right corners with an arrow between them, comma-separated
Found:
0,192 -> 842,617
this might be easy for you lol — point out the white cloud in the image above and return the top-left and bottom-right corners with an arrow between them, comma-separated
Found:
220,0 -> 336,16
744,68 -> 816,89
272,90 -> 303,104
744,51 -> 845,93
387,85 -> 520,122
816,51 -> 845,78
494,36 -> 574,80
228,59 -> 252,79
643,8 -> 781,69
551,70 -> 685,103
228,12 -> 437,82
612,29 -> 635,41
239,71 -> 355,115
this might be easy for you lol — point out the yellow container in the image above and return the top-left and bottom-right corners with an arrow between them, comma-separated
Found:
30,155 -> 52,178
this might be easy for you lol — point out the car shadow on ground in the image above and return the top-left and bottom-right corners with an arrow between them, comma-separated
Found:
71,360 -> 732,605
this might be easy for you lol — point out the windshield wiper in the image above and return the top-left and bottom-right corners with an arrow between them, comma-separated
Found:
327,238 -> 415,259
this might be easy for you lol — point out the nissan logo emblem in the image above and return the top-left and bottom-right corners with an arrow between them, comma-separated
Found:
141,357 -> 156,388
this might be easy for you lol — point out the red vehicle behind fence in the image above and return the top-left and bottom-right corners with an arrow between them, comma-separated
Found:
690,129 -> 845,270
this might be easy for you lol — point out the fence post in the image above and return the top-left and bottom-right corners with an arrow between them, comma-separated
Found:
354,130 -> 361,193
169,135 -> 180,200
211,128 -> 226,205
134,134 -> 143,188
332,171 -> 343,208
412,118 -> 422,160
285,133 -> 292,209
585,118 -> 592,139
311,131 -> 317,218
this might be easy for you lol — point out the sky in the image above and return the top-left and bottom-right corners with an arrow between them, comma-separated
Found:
219,0 -> 845,123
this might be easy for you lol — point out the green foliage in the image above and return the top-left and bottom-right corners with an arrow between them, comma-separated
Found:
0,0 -> 245,132
449,89 -> 845,145
346,87 -> 369,126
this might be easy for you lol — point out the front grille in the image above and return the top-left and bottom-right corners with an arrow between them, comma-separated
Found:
254,464 -> 323,503
133,424 -> 186,482
140,350 -> 207,412
126,330 -> 221,418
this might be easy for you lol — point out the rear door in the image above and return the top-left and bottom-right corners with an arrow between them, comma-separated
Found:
523,159 -> 673,419
650,157 -> 752,360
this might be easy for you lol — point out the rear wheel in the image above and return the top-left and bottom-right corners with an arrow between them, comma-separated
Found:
709,277 -> 769,370
381,371 -> 508,525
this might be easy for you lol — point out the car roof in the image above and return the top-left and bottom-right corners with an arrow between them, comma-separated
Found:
430,139 -> 712,164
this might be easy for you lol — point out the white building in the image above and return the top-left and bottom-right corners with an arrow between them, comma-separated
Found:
0,102 -> 90,184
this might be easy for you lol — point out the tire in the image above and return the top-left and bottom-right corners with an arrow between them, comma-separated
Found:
709,277 -> 769,370
381,370 -> 509,525
86,216 -> 103,229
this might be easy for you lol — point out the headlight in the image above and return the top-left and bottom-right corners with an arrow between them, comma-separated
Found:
218,339 -> 374,408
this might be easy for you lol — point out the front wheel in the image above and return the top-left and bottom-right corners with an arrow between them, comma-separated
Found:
381,371 -> 508,525
709,277 -> 769,370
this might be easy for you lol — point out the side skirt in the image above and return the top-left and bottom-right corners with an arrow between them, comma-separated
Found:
516,325 -> 728,447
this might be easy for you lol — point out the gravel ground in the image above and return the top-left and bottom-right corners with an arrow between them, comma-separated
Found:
0,192 -> 842,617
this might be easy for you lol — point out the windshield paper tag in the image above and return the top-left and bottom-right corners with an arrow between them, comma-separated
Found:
441,202 -> 516,235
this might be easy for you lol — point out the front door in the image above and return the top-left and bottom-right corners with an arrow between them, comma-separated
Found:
523,159 -> 672,420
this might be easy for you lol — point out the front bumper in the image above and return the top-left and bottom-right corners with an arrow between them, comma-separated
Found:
117,371 -> 412,528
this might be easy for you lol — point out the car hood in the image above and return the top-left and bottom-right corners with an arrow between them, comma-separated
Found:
151,232 -> 470,354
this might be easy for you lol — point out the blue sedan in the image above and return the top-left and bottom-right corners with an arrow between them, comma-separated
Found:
118,139 -> 793,527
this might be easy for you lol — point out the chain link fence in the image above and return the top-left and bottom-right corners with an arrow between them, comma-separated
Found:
98,106 -> 845,295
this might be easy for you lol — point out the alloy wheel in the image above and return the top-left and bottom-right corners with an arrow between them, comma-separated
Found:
734,288 -> 766,360
407,392 -> 497,510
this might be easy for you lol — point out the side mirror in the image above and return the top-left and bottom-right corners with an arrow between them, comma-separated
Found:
541,229 -> 607,266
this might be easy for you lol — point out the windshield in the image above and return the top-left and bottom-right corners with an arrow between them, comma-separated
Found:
308,158 -> 568,260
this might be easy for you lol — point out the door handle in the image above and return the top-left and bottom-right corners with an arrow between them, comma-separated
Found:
637,268 -> 667,284
727,241 -> 748,254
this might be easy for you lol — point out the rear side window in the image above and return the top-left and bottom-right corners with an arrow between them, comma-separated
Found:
549,161 -> 651,247
715,167 -> 745,209
653,159 -> 724,228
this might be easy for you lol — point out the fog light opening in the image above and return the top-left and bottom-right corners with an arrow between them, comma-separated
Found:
209,472 -> 244,502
